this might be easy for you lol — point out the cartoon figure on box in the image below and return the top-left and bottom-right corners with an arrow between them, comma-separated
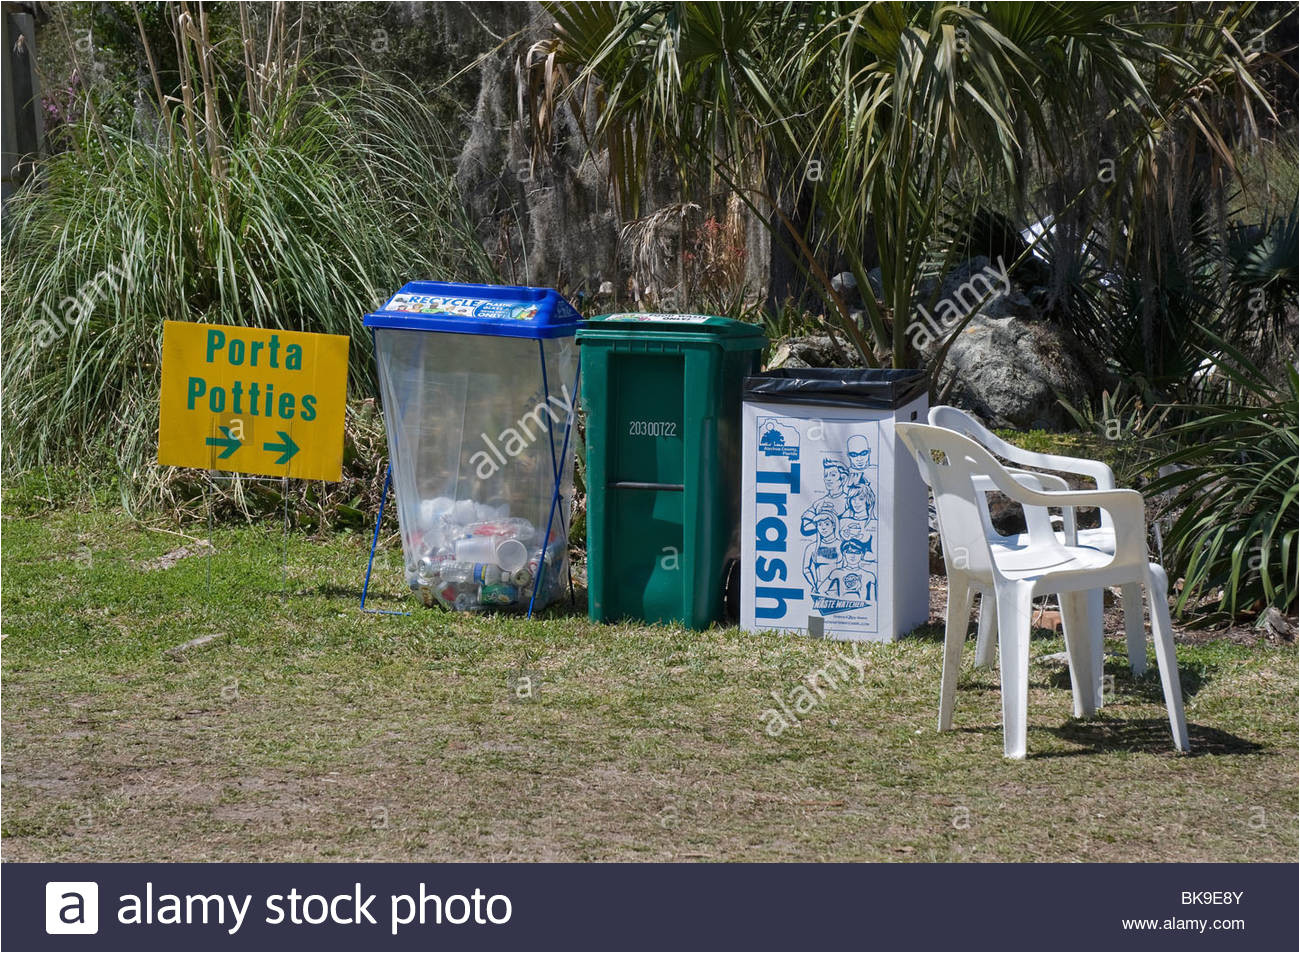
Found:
818,457 -> 850,516
801,504 -> 843,591
845,435 -> 877,521
800,439 -> 878,615
822,538 -> 877,602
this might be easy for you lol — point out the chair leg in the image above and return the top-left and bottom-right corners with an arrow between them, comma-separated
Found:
1146,565 -> 1190,753
974,591 -> 997,669
939,575 -> 976,731
1060,591 -> 1100,718
994,584 -> 1034,759
1121,581 -> 1148,676
1088,589 -> 1106,709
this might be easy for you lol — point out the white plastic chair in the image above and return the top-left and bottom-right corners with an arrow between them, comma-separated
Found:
929,405 -> 1149,682
897,422 -> 1189,759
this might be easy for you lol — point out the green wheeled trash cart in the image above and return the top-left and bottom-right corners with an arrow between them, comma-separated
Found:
577,313 -> 767,628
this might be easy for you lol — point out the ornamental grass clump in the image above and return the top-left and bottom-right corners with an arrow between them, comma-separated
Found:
2,20 -> 490,508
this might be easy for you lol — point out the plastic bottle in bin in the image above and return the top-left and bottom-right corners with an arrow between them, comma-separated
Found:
432,562 -> 498,585
513,540 -> 565,591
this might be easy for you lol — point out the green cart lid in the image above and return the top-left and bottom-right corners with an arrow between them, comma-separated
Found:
577,312 -> 767,349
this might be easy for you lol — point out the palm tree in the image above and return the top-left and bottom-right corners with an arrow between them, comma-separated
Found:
532,1 -> 1271,370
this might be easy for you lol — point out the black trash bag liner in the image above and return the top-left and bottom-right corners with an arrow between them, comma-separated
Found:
743,367 -> 927,409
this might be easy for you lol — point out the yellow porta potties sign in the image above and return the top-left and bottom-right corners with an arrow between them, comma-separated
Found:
158,320 -> 349,481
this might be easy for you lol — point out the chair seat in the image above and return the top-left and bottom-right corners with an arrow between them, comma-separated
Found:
990,541 -> 1114,580
998,526 -> 1115,554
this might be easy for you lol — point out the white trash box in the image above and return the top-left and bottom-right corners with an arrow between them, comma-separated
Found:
740,369 -> 930,641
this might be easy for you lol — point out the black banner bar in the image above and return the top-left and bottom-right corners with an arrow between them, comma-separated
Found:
5,862 -> 1295,952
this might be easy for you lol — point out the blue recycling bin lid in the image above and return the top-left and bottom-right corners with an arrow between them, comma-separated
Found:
363,282 -> 581,339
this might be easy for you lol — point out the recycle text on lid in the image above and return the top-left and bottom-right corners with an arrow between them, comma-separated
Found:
384,293 -> 540,322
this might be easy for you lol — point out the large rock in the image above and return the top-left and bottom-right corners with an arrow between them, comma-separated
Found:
914,256 -> 1037,323
941,312 -> 1102,426
765,334 -> 858,369
915,257 -> 1101,430
934,315 -> 1100,430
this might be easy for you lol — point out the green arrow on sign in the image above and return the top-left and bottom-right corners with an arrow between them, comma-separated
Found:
263,431 -> 300,465
204,426 -> 242,459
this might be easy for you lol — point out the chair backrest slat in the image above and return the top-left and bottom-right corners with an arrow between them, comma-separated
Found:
896,423 -> 1003,582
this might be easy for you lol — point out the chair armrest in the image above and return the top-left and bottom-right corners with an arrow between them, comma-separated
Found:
1006,468 -> 1069,490
972,472 -> 1052,493
1023,456 -> 1117,537
992,480 -> 1142,520
990,481 -> 1147,563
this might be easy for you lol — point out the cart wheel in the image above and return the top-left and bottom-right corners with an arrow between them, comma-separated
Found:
723,558 -> 740,623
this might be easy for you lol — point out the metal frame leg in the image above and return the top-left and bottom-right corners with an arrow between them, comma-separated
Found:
360,464 -> 410,616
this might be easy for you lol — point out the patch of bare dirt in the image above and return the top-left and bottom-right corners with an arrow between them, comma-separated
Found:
137,540 -> 214,572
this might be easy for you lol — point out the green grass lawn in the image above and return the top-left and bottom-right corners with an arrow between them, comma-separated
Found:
2,505 -> 1295,862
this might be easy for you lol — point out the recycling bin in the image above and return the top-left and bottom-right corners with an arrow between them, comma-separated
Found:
577,313 -> 767,628
364,282 -> 580,612
740,368 -> 929,641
